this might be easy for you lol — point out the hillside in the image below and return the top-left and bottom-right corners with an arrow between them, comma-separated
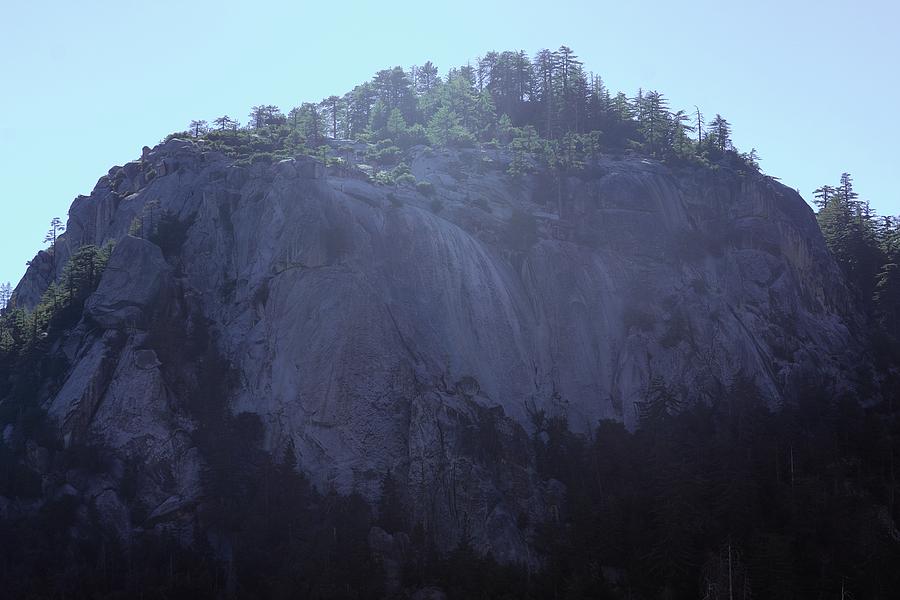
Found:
1,48 -> 899,599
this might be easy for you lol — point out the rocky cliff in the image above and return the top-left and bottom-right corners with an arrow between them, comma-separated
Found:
5,138 -> 864,560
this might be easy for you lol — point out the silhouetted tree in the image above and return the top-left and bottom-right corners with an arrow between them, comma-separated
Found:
189,119 -> 208,137
0,282 -> 11,310
320,95 -> 343,138
707,114 -> 732,153
213,115 -> 236,131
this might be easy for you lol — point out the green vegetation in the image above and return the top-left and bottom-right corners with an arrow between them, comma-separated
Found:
179,45 -> 762,185
814,173 -> 900,343
0,282 -> 11,310
0,242 -> 113,438
1,298 -> 383,598
1,44 -> 899,600
2,368 -> 898,598
0,243 -> 113,358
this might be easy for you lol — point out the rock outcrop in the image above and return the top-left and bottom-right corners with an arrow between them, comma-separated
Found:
85,236 -> 171,329
7,138 -> 864,559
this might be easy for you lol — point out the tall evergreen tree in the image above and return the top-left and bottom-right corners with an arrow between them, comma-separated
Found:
189,120 -> 208,137
813,184 -> 836,209
816,173 -> 885,308
707,114 -> 732,154
838,172 -> 859,209
294,102 -> 325,143
213,115 -> 236,131
0,282 -> 11,310
319,95 -> 344,139
534,48 -> 559,137
249,105 -> 282,128
43,217 -> 65,273
413,60 -> 440,95
694,106 -> 704,146
640,90 -> 670,155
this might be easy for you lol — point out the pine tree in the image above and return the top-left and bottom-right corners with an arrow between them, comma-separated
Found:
838,172 -> 859,209
707,114 -> 732,154
534,49 -> 558,137
43,217 -> 65,273
812,185 -> 835,209
641,90 -> 670,155
213,115 -> 235,131
295,102 -> 324,142
555,45 -> 586,133
670,110 -> 695,159
694,106 -> 704,146
189,120 -> 208,137
414,60 -> 440,95
371,66 -> 417,124
426,106 -> 474,148
320,95 -> 343,139
44,217 -> 64,248
0,282 -> 11,310
249,105 -> 283,128
816,173 -> 885,307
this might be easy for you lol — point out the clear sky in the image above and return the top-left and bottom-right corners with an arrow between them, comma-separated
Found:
1,0 -> 897,289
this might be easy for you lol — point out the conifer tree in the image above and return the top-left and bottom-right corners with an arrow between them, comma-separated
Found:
320,95 -> 344,138
813,185 -> 835,209
838,172 -> 859,209
0,282 -> 11,310
707,114 -> 732,153
641,90 -> 670,155
213,115 -> 236,131
189,120 -> 208,137
43,217 -> 65,273
534,49 -> 558,137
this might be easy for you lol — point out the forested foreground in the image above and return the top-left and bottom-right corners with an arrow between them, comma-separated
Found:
3,362 -> 900,598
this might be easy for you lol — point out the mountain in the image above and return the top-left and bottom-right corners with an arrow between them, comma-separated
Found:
2,133 -> 871,564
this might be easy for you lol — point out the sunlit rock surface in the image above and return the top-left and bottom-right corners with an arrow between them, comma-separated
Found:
11,138 -> 862,559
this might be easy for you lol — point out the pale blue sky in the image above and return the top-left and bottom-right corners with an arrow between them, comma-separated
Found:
1,0 -> 897,288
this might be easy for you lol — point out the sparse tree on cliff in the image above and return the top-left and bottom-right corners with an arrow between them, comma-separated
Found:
320,96 -> 343,139
44,217 -> 64,248
694,106 -> 704,145
0,282 -> 11,309
43,216 -> 65,274
213,115 -> 236,131
249,105 -> 283,128
838,172 -> 859,208
189,120 -> 208,137
708,113 -> 732,153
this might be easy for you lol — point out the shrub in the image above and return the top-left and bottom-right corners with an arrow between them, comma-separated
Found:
430,199 -> 444,214
395,173 -> 416,186
375,171 -> 396,186
163,131 -> 190,143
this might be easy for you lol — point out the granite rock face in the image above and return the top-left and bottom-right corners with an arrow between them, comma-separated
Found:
9,139 -> 863,559
85,236 -> 171,329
